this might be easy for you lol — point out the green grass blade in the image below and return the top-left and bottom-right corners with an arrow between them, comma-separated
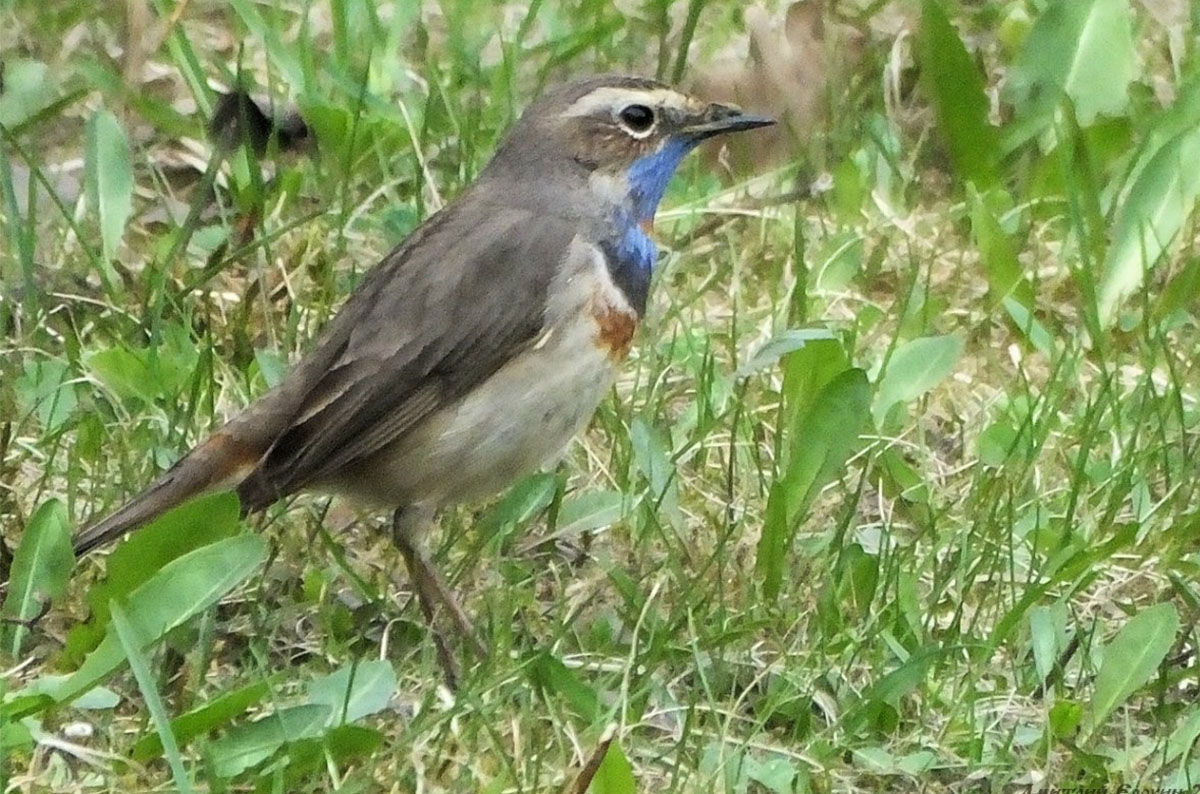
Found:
110,600 -> 196,794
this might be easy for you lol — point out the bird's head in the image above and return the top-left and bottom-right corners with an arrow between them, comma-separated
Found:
486,76 -> 774,223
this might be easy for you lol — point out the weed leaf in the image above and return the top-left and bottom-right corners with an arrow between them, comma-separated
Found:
1087,603 -> 1178,735
758,368 -> 870,601
916,0 -> 999,187
131,680 -> 272,761
1005,0 -> 1137,126
1,500 -> 73,655
872,335 -> 964,426
84,109 -> 134,266
209,703 -> 330,778
306,659 -> 397,726
49,533 -> 266,704
592,739 -> 636,794
1098,128 -> 1200,325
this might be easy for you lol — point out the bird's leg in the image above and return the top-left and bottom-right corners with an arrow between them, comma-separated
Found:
390,507 -> 487,672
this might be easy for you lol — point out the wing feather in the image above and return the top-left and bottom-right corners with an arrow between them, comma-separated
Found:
238,194 -> 576,508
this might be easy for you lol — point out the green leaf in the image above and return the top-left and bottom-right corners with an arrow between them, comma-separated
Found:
306,659 -> 396,726
85,346 -> 158,404
1087,603 -> 1179,735
735,328 -> 837,378
110,601 -> 195,794
84,109 -> 134,266
1097,128 -> 1200,325
916,0 -> 999,187
745,756 -> 797,794
322,724 -> 384,762
1050,699 -> 1083,738
872,335 -> 964,427
555,490 -> 629,537
130,680 -> 271,761
969,188 -> 1032,309
592,738 -> 636,794
208,703 -> 330,779
49,533 -> 267,705
0,59 -> 54,127
1005,0 -> 1137,127
1,500 -> 73,655
13,359 -> 77,432
1029,603 -> 1066,683
529,652 -> 601,724
630,416 -> 680,527
758,368 -> 870,601
84,323 -> 202,407
65,492 -> 241,663
477,473 -> 557,543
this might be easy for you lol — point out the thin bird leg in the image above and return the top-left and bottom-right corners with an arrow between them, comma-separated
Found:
399,545 -> 459,690
390,507 -> 487,661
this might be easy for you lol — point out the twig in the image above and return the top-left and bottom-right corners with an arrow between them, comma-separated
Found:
561,723 -> 617,794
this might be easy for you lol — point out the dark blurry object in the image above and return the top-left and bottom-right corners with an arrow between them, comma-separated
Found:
209,90 -> 310,155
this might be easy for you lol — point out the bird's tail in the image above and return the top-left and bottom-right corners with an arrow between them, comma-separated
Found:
73,431 -> 265,555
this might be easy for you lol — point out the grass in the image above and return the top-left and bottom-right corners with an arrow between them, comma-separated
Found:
3,0 -> 1200,791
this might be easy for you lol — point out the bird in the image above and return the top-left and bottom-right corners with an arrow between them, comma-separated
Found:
71,74 -> 773,682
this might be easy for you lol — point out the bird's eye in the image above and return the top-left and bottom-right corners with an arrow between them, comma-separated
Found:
618,104 -> 656,135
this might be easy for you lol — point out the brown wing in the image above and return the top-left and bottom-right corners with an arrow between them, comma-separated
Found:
236,194 -> 576,509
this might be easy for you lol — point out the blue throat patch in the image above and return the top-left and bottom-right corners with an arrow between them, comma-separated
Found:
627,137 -> 696,223
602,136 -> 699,315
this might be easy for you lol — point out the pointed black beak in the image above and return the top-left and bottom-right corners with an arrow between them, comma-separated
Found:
682,103 -> 775,139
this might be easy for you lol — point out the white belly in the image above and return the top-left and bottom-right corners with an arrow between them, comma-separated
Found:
328,238 -> 635,510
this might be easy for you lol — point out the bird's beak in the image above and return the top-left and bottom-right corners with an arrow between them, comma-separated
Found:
682,103 -> 775,139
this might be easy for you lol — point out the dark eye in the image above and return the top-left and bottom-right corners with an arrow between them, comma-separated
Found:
618,104 -> 655,133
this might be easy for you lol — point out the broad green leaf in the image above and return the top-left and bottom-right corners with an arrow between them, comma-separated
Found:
322,724 -> 384,762
969,188 -> 1032,309
0,59 -> 54,127
1029,603 -> 1066,683
476,473 -> 557,543
1097,128 -> 1200,325
592,738 -> 636,794
758,368 -> 870,601
872,335 -> 964,427
1050,699 -> 1083,738
65,491 -> 241,662
85,346 -> 158,404
84,323 -> 202,407
529,652 -> 601,724
13,359 -> 77,432
306,660 -> 396,726
1,500 -> 73,655
131,680 -> 271,761
745,756 -> 797,794
735,328 -> 836,378
1087,603 -> 1178,735
916,0 -> 999,187
1111,71 -> 1200,207
1005,0 -> 1137,127
50,533 -> 266,705
208,703 -> 330,778
778,338 -> 850,463
630,416 -> 681,528
110,602 -> 194,794
1146,707 -> 1200,777
555,490 -> 630,537
84,109 -> 134,265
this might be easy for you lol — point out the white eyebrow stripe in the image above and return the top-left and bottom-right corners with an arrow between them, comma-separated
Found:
562,87 -> 694,118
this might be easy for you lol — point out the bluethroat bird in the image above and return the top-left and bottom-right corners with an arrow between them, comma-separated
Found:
72,75 -> 773,681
